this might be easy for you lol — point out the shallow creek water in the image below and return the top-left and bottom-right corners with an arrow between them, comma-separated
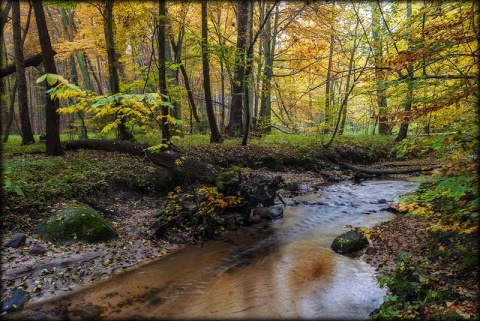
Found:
12,179 -> 419,320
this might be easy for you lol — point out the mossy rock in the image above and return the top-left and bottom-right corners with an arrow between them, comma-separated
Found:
331,230 -> 368,254
43,204 -> 118,244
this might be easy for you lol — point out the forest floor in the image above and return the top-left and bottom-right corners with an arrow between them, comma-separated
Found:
2,147 -> 478,320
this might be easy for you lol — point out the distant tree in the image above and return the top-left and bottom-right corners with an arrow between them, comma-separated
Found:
201,1 -> 222,143
158,0 -> 170,144
104,0 -> 133,141
12,0 -> 35,145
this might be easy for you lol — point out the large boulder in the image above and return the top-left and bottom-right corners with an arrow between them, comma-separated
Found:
331,230 -> 368,254
4,233 -> 27,248
42,204 -> 118,244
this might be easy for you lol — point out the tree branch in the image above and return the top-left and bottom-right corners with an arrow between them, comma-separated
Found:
0,52 -> 49,78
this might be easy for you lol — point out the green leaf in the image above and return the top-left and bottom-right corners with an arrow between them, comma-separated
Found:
36,74 -> 47,84
92,98 -> 108,108
46,74 -> 59,86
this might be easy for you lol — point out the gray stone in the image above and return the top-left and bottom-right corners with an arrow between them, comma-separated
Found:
29,244 -> 47,255
252,204 -> 285,220
331,230 -> 369,254
1,289 -> 29,312
4,233 -> 27,248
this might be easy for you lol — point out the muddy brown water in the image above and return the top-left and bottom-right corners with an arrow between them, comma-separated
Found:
9,179 -> 419,320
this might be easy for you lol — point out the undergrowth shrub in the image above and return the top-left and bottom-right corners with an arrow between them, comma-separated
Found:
153,186 -> 241,241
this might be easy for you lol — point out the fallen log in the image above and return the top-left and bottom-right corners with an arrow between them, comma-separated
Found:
65,139 -> 217,183
66,139 -> 178,168
341,162 -> 438,175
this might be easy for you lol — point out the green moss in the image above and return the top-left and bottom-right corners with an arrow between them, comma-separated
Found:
43,204 -> 118,243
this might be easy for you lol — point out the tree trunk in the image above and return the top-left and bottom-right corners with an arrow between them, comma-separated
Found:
158,0 -> 170,144
323,28 -> 335,134
201,1 -> 222,143
165,30 -> 182,135
226,0 -> 248,137
12,0 -> 35,145
259,4 -> 278,133
33,0 -> 64,155
242,1 -> 254,146
0,33 -> 7,138
2,79 -> 16,143
0,0 -> 12,43
170,31 -> 200,124
371,2 -> 391,135
395,0 -> 414,142
85,55 -> 104,95
104,0 -> 133,141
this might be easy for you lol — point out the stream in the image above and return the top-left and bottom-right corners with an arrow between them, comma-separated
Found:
11,179 -> 419,320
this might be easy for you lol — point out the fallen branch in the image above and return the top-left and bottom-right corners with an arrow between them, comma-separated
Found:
341,162 -> 439,175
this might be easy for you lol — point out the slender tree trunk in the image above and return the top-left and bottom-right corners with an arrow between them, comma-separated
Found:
12,0 -> 35,145
2,79 -> 16,143
338,20 -> 360,135
104,0 -> 133,141
0,1 -> 12,42
166,34 -> 181,119
323,25 -> 335,134
259,4 -> 278,133
396,0 -> 414,142
33,0 -> 64,155
0,32 -> 6,138
226,0 -> 248,137
170,29 -> 199,123
158,0 -> 170,144
85,55 -> 104,95
372,2 -> 390,135
242,1 -> 254,145
201,1 -> 222,143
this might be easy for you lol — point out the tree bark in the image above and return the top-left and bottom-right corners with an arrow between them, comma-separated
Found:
395,0 -> 414,142
201,1 -> 222,143
226,0 -> 249,137
0,0 -> 12,42
158,0 -> 170,144
104,0 -> 133,141
12,0 -> 35,145
242,1 -> 254,146
323,26 -> 335,134
32,0 -> 64,155
2,79 -> 17,143
259,4 -> 278,133
371,2 -> 391,135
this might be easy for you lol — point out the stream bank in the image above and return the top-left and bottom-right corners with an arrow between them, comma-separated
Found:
1,142 -> 444,317
4,178 -> 420,320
